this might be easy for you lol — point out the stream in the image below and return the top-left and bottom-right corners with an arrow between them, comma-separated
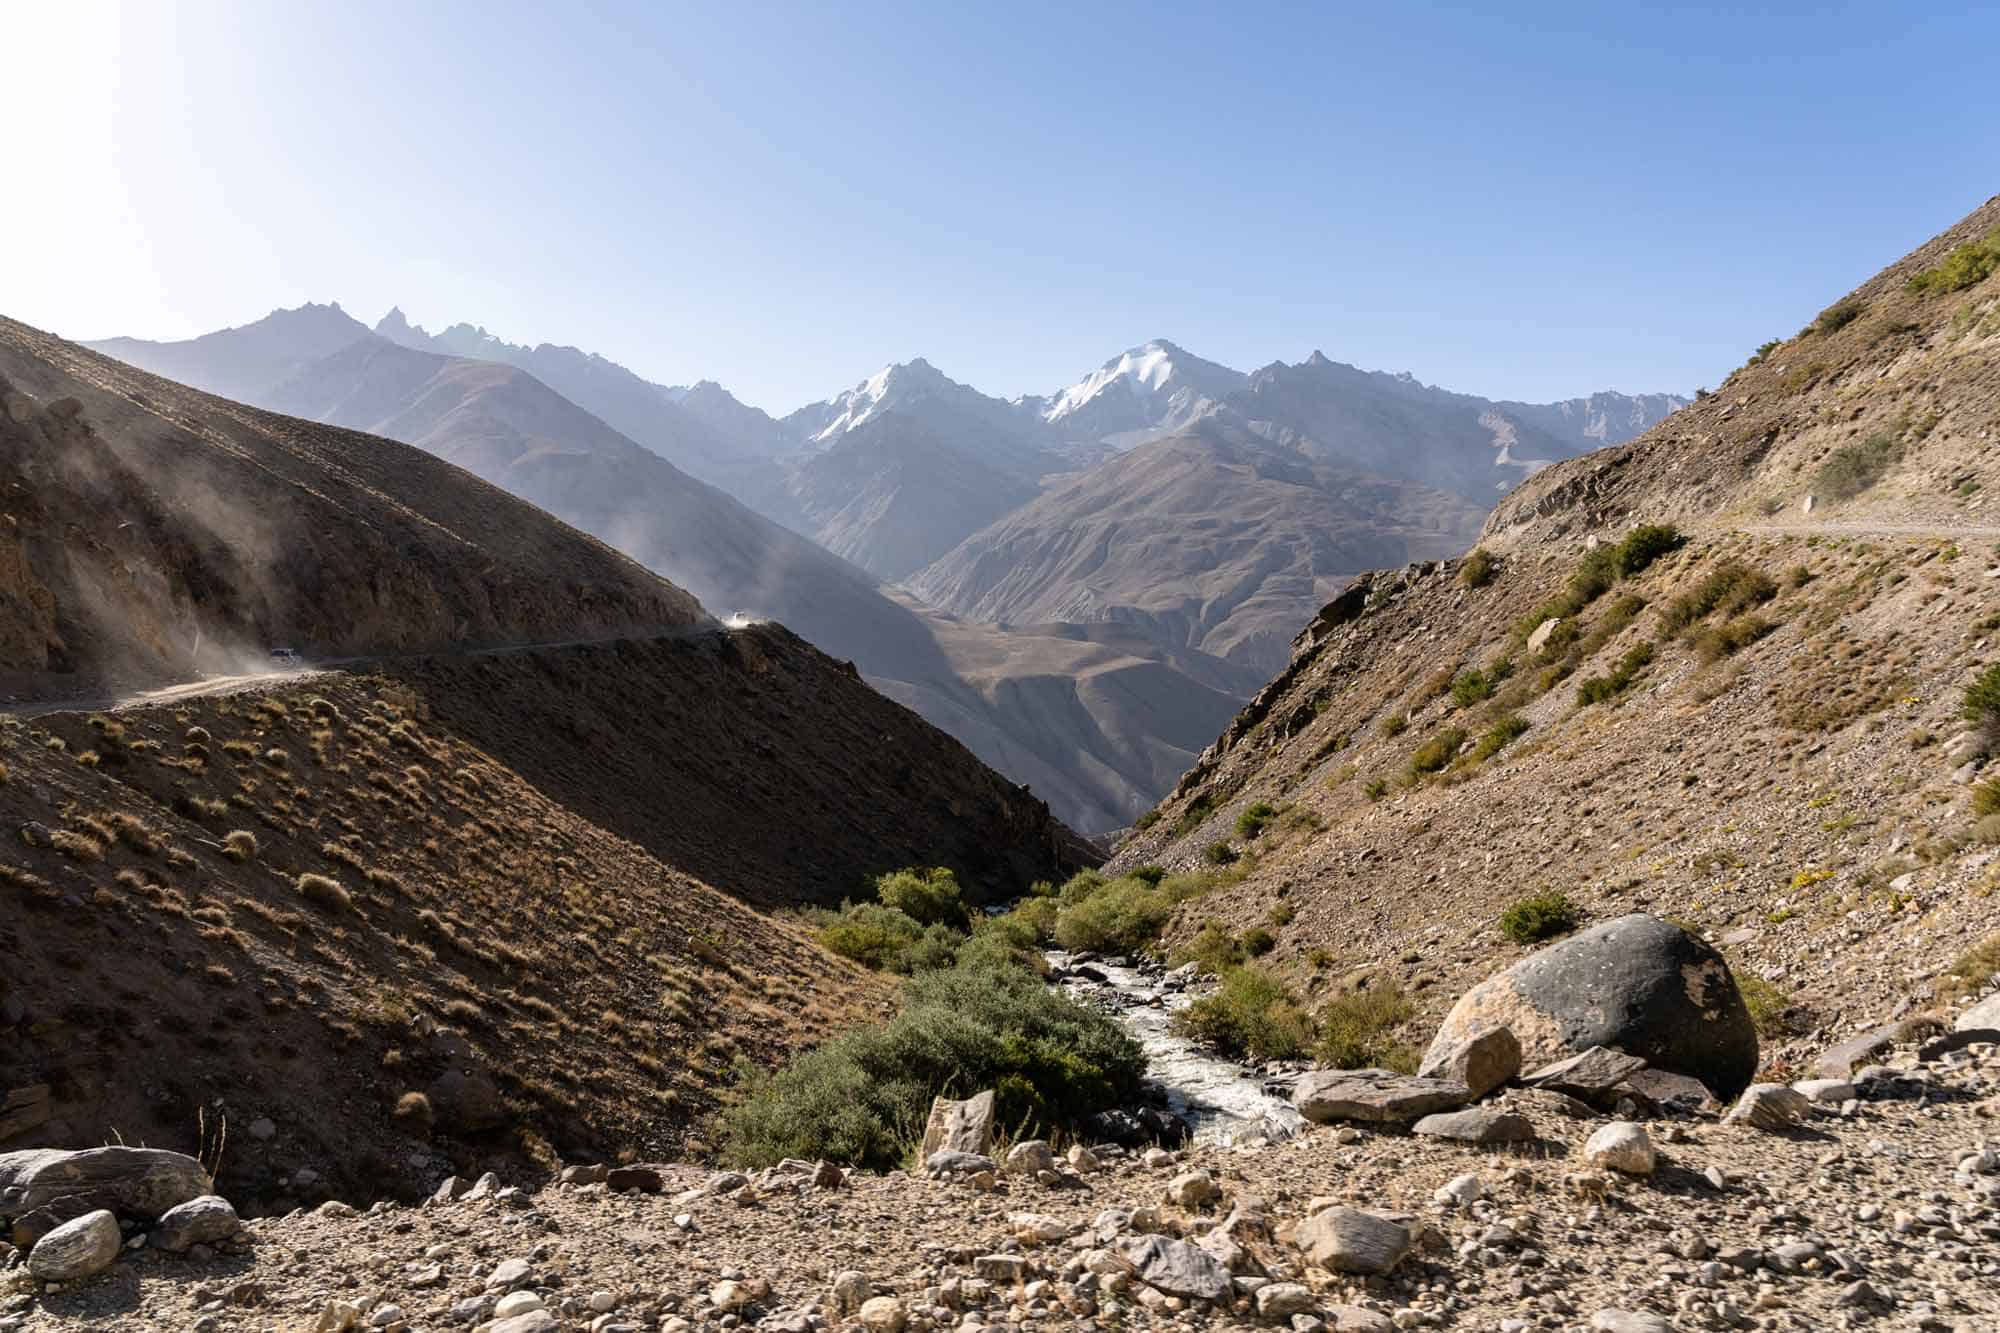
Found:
1045,950 -> 1307,1147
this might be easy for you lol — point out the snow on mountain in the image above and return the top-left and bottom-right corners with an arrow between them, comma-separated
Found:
1031,339 -> 1247,447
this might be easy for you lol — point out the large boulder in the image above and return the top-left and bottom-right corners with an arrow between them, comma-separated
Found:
1426,914 -> 1757,1099
0,1146 -> 212,1223
920,1091 -> 995,1159
151,1195 -> 241,1252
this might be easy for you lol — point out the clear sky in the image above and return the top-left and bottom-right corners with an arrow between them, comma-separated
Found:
6,1 -> 1997,414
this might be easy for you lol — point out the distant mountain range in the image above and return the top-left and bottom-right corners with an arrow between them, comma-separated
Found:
84,307 -> 1683,828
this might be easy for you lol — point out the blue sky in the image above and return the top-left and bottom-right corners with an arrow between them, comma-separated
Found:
8,1 -> 1997,413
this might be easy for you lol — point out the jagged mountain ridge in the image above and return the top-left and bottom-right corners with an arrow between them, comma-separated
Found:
907,419 -> 1488,674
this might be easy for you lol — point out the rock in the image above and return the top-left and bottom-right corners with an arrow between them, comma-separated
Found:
1814,1026 -> 1898,1079
710,1280 -> 753,1311
0,1146 -> 212,1223
26,1208 -> 120,1281
1427,914 -> 1759,1098
1113,1234 -> 1233,1301
925,1150 -> 995,1177
1166,1169 -> 1220,1209
1328,1308 -> 1394,1332
367,1306 -> 406,1329
485,1257 -> 534,1291
1066,1144 -> 1101,1173
1084,1106 -> 1189,1148
856,1295 -> 907,1333
1411,1110 -> 1535,1144
1256,1282 -> 1318,1319
1521,1046 -> 1650,1109
560,1164 -> 609,1185
315,1302 -> 363,1332
1291,1069 -> 1471,1123
461,1171 -> 502,1201
920,1090 -> 996,1159
1792,1078 -> 1856,1104
828,1271 -> 872,1314
701,1170 -> 750,1195
1433,1173 -> 1482,1207
247,1117 -> 277,1142
1009,1212 -> 1069,1243
1955,992 -> 2000,1033
1003,1140 -> 1056,1175
973,1254 -> 1027,1283
811,1159 -> 844,1189
1621,1067 -> 1719,1113
1415,1023 -> 1521,1097
1525,617 -> 1562,655
426,1067 -> 507,1133
431,1175 -> 467,1204
0,1086 -> 51,1144
494,1292 -> 545,1318
151,1195 -> 240,1252
1727,1083 -> 1811,1130
487,1314 -> 556,1333
1588,1313 -> 1672,1333
1582,1122 -> 1656,1175
605,1166 -> 664,1195
1291,1207 -> 1412,1275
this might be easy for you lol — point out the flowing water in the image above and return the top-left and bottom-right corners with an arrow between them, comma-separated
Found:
1046,950 -> 1307,1146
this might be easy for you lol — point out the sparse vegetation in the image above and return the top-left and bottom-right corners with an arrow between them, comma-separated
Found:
296,872 -> 353,911
1173,966 -> 1316,1061
1234,801 -> 1278,840
1516,526 -> 1683,643
1499,889 -> 1582,944
1965,664 -> 2000,739
1812,300 -> 1865,335
1813,434 -> 1902,503
1467,714 -> 1529,763
1203,841 -> 1238,866
1409,727 -> 1466,774
222,830 -> 259,862
1660,562 -> 1777,634
1936,933 -> 2000,1004
1577,642 -> 1655,705
1735,970 -> 1797,1038
1315,982 -> 1417,1071
1907,227 -> 2000,295
720,947 -> 1144,1169
874,865 -> 970,928
1460,548 -> 1496,588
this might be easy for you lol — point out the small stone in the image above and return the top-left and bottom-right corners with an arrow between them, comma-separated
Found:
485,1257 -> 534,1291
1583,1122 -> 1656,1175
1291,1208 -> 1411,1275
1166,1170 -> 1220,1209
248,1118 -> 277,1141
1067,1145 -> 1100,1173
606,1166 -> 664,1194
1142,1147 -> 1174,1169
829,1271 -> 872,1314
843,1294 -> 901,1333
494,1291 -> 545,1318
366,1306 -> 406,1328
1327,1307 -> 1393,1332
1433,1173 -> 1482,1207
26,1210 -> 121,1282
1588,1312 -> 1671,1333
1112,1234 -> 1232,1301
151,1195 -> 241,1252
710,1280 -> 753,1311
1727,1083 -> 1811,1130
1411,1109 -> 1535,1144
1415,1023 -> 1521,1097
314,1302 -> 363,1332
1256,1283 -> 1317,1318
1003,1141 -> 1057,1176
486,1314 -> 556,1333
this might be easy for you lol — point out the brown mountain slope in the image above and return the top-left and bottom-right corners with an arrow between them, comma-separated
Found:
0,671 -> 893,1212
1110,196 -> 2000,1070
908,420 -> 1486,675
0,316 -> 704,701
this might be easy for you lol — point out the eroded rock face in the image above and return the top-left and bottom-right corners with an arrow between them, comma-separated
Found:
1425,914 -> 1758,1099
920,1091 -> 995,1159
0,1146 -> 211,1224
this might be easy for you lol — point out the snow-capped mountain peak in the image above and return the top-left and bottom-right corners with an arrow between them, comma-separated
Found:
1037,339 -> 1246,446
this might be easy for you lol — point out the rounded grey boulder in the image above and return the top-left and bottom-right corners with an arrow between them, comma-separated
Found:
1426,914 -> 1758,1099
151,1194 -> 241,1252
27,1208 -> 121,1282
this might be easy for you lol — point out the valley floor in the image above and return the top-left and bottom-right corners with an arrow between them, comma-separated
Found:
10,1033 -> 1996,1333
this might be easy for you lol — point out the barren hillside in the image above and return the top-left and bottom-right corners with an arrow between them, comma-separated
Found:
1112,196 -> 2000,1061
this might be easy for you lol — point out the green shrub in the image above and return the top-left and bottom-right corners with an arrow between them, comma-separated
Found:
1363,778 -> 1389,801
1908,227 -> 2000,294
1172,966 -> 1315,1061
875,865 -> 970,927
1129,864 -> 1167,885
1735,970 -> 1798,1038
1235,802 -> 1278,840
1269,901 -> 1295,927
1691,614 -> 1774,663
1812,300 -> 1865,335
994,895 -> 1059,945
1132,809 -> 1161,831
1409,727 -> 1465,774
1964,664 -> 2000,737
1315,983 -> 1417,1070
818,902 -> 964,973
1814,434 -> 1902,502
1174,921 -> 1245,975
1057,869 -> 1109,904
1203,841 -> 1239,866
1450,670 -> 1493,708
1240,926 -> 1277,957
1469,714 -> 1529,763
1460,548 -> 1497,588
720,950 -> 1144,1169
1748,337 -> 1782,364
1379,713 -> 1408,738
1577,642 -> 1655,705
1973,779 -> 2000,820
1659,562 -> 1777,633
1499,889 -> 1582,944
1054,877 -> 1176,954
1612,525 -> 1685,577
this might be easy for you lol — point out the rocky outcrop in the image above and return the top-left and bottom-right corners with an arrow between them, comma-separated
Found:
0,1146 -> 211,1224
1425,915 -> 1758,1099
